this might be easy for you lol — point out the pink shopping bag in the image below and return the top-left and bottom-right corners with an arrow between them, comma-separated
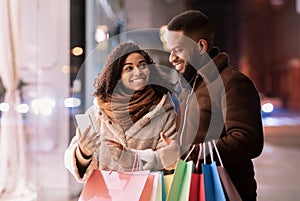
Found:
79,169 -> 150,201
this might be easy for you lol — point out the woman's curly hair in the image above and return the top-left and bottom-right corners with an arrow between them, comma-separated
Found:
94,42 -> 174,101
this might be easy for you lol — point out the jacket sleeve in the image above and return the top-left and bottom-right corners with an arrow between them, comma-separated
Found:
217,74 -> 264,166
64,133 -> 98,182
64,105 -> 99,182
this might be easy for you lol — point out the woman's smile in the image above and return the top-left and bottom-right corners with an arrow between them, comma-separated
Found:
121,53 -> 150,91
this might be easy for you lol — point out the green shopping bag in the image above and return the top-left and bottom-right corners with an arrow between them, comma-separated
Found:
166,159 -> 193,201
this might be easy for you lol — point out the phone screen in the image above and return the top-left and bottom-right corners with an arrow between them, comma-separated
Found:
75,114 -> 95,135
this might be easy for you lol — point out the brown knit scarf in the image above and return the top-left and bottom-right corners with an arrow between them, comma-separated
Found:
97,85 -> 162,131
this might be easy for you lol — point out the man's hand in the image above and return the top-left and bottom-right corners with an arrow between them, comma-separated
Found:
160,132 -> 180,170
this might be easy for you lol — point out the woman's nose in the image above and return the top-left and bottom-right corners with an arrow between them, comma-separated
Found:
133,67 -> 142,75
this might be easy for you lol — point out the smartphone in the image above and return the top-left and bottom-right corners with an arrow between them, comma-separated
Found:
75,114 -> 96,136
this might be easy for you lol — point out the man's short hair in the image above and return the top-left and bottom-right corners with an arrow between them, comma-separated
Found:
167,10 -> 215,44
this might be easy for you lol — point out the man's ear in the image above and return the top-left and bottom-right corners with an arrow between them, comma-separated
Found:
197,39 -> 208,54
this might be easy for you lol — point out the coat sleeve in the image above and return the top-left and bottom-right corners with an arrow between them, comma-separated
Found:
216,73 -> 264,166
64,105 -> 99,182
64,133 -> 98,182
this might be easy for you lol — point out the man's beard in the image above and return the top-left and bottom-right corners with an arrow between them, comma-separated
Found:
182,63 -> 197,83
182,49 -> 200,83
182,48 -> 211,84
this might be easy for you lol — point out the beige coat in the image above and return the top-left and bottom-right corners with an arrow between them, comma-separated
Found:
64,93 -> 177,182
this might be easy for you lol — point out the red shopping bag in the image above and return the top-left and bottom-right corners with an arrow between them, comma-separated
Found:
189,174 -> 200,201
189,144 -> 205,201
199,174 -> 205,201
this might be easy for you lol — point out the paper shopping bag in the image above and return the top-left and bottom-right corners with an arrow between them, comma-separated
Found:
166,159 -> 193,201
210,162 -> 226,201
79,169 -> 150,201
161,172 -> 167,201
78,170 -> 111,201
209,140 -> 242,201
163,174 -> 173,198
202,141 -> 226,201
189,174 -> 200,201
189,173 -> 206,201
189,144 -> 205,201
179,161 -> 193,201
199,173 -> 206,201
202,162 -> 226,201
217,166 -> 242,201
146,172 -> 163,201
140,174 -> 155,201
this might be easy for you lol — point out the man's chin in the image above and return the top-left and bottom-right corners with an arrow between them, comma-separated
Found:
178,69 -> 185,74
182,64 -> 197,82
175,65 -> 185,74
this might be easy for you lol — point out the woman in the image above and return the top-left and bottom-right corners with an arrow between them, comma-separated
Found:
64,42 -> 179,182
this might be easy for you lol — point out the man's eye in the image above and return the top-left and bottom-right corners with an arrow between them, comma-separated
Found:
173,48 -> 182,53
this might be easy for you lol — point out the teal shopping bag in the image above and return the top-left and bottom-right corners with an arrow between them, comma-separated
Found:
202,142 -> 226,201
202,163 -> 214,201
161,172 -> 166,201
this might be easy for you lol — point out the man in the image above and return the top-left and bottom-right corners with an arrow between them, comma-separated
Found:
165,10 -> 264,200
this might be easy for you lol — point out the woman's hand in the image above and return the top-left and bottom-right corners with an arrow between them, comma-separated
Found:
77,126 -> 100,158
104,139 -> 123,161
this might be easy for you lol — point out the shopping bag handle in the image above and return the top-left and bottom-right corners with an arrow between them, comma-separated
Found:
203,140 -> 221,165
208,141 -> 214,163
203,142 -> 206,164
193,140 -> 223,167
212,139 -> 224,167
183,144 -> 195,162
131,151 -> 142,173
195,143 -> 202,172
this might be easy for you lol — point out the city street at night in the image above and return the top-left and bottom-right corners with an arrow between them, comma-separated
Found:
255,111 -> 300,201
1,1 -> 300,200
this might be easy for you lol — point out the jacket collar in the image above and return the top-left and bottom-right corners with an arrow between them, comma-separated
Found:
197,47 -> 229,84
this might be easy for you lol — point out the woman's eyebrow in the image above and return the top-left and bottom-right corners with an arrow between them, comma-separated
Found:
123,62 -> 133,66
123,60 -> 146,66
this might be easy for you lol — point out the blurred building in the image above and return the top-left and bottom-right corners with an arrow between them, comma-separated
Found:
78,0 -> 300,111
